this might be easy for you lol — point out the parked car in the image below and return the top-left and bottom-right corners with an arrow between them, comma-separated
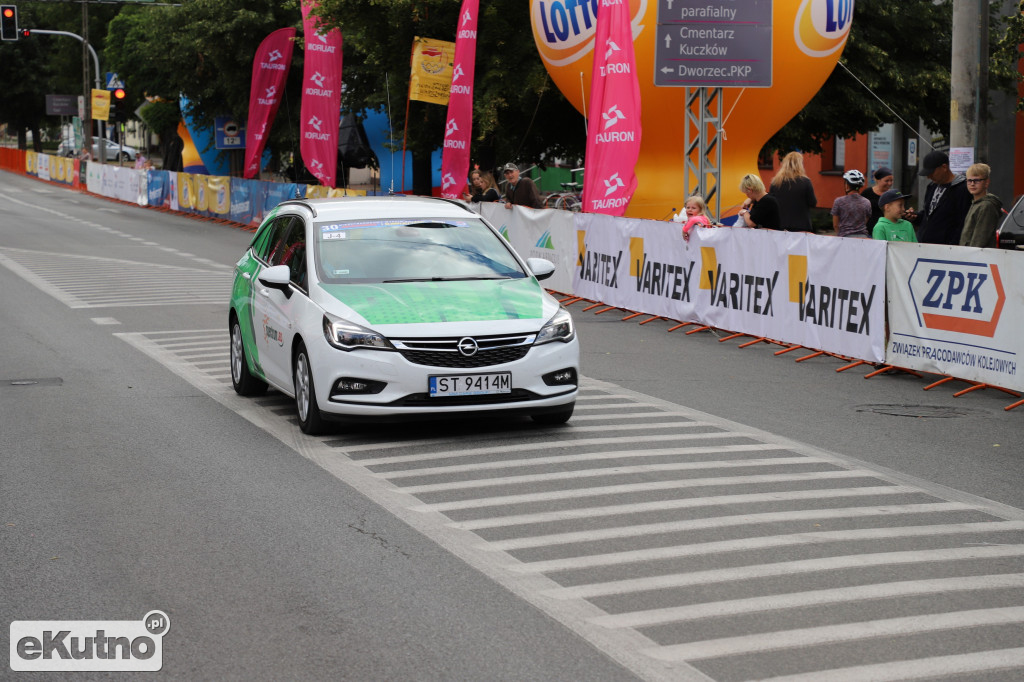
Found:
89,136 -> 137,162
228,196 -> 580,434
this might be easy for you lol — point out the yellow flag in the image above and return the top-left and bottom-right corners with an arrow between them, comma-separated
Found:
91,89 -> 111,121
409,37 -> 455,106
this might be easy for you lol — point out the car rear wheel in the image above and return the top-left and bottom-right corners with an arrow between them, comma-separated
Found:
294,342 -> 326,435
531,404 -> 574,425
230,317 -> 267,396
121,152 -> 132,163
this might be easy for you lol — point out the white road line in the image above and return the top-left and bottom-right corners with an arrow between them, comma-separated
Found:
383,447 -> 797,482
753,647 -> 1024,682
398,451 -> 807,493
570,411 -> 695,421
416,470 -> 882,513
544,545 -> 1024,600
642,606 -> 1024,662
485,502 -> 973,551
591,572 -> 1024,629
356,434 -> 771,466
521,519 -> 1024,574
451,486 -> 918,531
574,402 -> 662,411
348,424 -> 717,458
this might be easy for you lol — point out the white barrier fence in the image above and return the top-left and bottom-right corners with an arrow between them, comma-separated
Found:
491,205 -> 1023,393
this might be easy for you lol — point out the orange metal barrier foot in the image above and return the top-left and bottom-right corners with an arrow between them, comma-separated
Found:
774,345 -> 803,356
594,306 -> 618,315
582,302 -> 604,312
621,311 -> 644,321
738,336 -> 768,348
719,332 -> 747,343
836,360 -> 868,373
795,350 -> 825,362
953,383 -> 1021,399
685,325 -> 712,335
1005,398 -> 1024,412
667,322 -> 696,332
639,316 -> 663,325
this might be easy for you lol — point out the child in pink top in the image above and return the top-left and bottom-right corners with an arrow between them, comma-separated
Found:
678,195 -> 712,241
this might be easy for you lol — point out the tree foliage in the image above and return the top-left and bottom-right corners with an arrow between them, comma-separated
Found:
768,0 -> 1019,155
312,0 -> 585,189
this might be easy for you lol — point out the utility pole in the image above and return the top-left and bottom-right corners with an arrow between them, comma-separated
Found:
950,0 -> 989,162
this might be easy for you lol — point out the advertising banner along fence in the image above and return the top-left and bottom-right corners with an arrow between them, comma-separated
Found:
886,242 -> 1023,391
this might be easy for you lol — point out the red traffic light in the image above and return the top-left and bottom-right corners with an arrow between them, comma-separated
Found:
112,88 -> 126,100
2,8 -> 13,19
20,28 -> 29,37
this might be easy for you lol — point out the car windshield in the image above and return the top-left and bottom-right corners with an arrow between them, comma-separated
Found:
313,217 -> 527,283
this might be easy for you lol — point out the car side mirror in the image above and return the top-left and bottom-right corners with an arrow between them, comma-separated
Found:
257,264 -> 293,298
526,257 -> 556,281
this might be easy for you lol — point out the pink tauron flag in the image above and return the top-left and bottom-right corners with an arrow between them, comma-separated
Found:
582,0 -> 641,216
440,0 -> 479,199
300,1 -> 343,188
245,28 -> 296,179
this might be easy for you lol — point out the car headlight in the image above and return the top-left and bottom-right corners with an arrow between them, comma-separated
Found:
322,314 -> 394,351
535,307 -> 575,345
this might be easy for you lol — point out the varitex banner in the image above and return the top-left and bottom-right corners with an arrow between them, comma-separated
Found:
300,1 -> 343,188
573,218 -> 886,362
886,243 -> 1024,391
245,28 -> 296,179
439,0 -> 479,199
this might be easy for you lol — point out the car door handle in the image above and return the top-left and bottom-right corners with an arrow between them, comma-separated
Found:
259,288 -> 271,298
242,272 -> 251,280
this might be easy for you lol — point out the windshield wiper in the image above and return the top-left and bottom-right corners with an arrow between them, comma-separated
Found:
382,275 -> 515,283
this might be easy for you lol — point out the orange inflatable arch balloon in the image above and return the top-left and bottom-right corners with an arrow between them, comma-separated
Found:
531,0 -> 853,219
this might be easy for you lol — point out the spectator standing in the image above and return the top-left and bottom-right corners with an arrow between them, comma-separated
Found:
860,167 -> 894,231
831,170 -> 872,238
959,163 -> 1002,248
737,173 -> 781,230
911,150 -> 972,244
462,169 -> 501,203
769,151 -> 817,231
677,195 -> 712,241
872,190 -> 918,242
501,162 -> 543,209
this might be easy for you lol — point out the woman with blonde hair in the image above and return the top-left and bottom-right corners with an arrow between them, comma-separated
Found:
769,151 -> 817,231
462,169 -> 501,203
737,173 -> 780,230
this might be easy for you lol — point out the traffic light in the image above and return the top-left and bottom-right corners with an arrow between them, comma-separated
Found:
1,5 -> 18,41
110,87 -> 127,123
19,27 -> 28,38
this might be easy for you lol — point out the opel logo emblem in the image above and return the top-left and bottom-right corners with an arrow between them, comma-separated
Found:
457,337 -> 478,356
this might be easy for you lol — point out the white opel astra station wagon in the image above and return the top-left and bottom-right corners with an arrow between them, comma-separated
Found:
229,196 -> 579,434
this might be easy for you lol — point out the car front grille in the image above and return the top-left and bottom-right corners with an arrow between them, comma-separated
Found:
391,333 -> 535,368
392,389 -> 538,407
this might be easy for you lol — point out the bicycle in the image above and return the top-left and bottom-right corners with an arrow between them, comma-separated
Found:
544,181 -> 582,212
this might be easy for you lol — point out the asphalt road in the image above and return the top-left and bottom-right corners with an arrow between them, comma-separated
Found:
2,171 -> 1022,681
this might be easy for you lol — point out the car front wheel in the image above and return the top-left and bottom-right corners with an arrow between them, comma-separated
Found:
230,317 -> 267,396
294,342 -> 326,435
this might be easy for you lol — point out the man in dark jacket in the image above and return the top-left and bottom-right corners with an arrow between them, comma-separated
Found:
910,150 -> 972,244
501,162 -> 543,209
